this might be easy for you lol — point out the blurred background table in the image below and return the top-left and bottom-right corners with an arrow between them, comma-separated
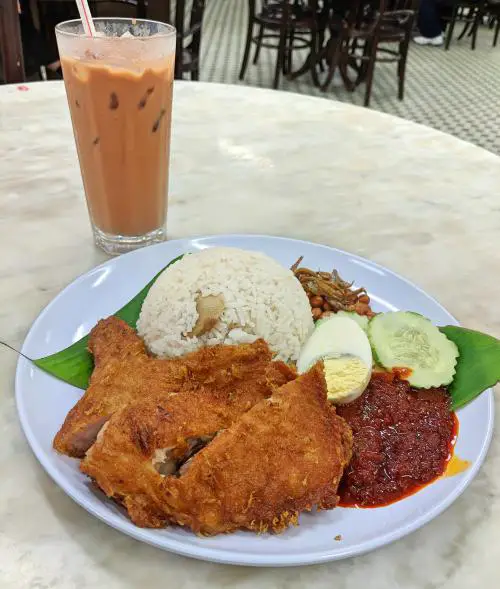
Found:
0,80 -> 499,589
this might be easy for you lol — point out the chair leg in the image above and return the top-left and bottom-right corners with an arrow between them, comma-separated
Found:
189,0 -> 205,80
471,24 -> 478,51
286,28 -> 295,75
445,6 -> 458,50
174,0 -> 185,79
319,35 -> 342,92
307,27 -> 320,85
494,18 -> 500,47
363,42 -> 377,108
457,22 -> 470,40
274,24 -> 287,89
349,38 -> 365,85
239,6 -> 255,80
253,25 -> 264,64
345,38 -> 367,90
471,7 -> 483,50
317,27 -> 326,72
398,37 -> 410,101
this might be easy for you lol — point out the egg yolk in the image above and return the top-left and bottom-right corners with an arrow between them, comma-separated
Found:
323,356 -> 370,401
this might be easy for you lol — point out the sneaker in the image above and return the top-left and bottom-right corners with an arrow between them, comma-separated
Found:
413,34 -> 444,46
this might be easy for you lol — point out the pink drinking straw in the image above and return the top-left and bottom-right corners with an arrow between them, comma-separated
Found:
75,0 -> 96,36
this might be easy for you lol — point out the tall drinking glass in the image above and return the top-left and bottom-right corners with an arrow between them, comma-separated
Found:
56,18 -> 176,255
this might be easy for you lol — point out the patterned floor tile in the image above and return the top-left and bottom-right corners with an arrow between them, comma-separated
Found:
199,0 -> 500,154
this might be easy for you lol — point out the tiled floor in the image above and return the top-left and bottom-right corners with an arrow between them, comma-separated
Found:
200,0 -> 500,154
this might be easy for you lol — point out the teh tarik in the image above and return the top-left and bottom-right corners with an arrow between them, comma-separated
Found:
56,20 -> 176,253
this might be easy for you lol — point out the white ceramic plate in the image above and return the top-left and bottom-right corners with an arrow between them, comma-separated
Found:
16,235 -> 494,567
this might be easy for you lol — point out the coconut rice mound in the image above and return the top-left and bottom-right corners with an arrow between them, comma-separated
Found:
137,247 -> 314,362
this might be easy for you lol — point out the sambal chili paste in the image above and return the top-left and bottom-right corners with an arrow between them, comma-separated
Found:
336,372 -> 456,507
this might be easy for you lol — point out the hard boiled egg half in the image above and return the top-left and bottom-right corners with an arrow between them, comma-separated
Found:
297,314 -> 373,404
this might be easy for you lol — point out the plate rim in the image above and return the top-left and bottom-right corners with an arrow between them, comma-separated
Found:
15,233 -> 495,567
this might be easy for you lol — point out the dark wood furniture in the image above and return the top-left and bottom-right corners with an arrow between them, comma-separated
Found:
38,0 -> 146,18
444,1 -> 486,50
0,0 -> 25,83
169,0 -> 206,80
239,0 -> 323,89
37,0 -> 205,79
320,0 -> 415,106
489,0 -> 500,46
481,0 -> 500,46
36,0 -> 147,75
92,0 -> 146,17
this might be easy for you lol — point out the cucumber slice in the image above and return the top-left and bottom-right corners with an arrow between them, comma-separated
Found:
368,311 -> 459,388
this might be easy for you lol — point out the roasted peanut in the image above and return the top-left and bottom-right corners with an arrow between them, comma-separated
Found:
312,307 -> 323,320
358,294 -> 370,304
310,296 -> 324,308
354,302 -> 370,315
323,301 -> 331,312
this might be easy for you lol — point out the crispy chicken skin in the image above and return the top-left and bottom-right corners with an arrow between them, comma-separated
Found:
81,363 -> 353,534
162,364 -> 353,534
54,317 -> 295,458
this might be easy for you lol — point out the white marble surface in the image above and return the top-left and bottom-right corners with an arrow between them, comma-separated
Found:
1,80 -> 499,588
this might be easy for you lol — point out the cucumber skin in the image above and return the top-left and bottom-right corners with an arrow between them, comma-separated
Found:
368,313 -> 385,367
368,312 -> 458,388
321,311 -> 369,332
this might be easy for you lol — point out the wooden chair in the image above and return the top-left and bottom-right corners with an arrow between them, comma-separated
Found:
37,0 -> 205,79
36,0 -> 147,74
0,0 -> 25,83
92,0 -> 206,80
170,0 -> 206,80
93,0 -> 146,17
38,0 -> 146,19
320,0 -> 416,107
239,0 -> 322,89
444,0 -> 486,50
485,0 -> 500,45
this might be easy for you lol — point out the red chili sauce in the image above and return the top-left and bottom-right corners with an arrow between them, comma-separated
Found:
336,372 -> 457,508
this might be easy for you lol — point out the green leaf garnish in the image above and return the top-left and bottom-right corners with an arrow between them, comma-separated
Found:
33,254 -> 184,389
439,326 -> 500,410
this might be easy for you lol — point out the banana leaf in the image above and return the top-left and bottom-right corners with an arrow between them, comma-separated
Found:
439,325 -> 500,410
33,254 -> 183,390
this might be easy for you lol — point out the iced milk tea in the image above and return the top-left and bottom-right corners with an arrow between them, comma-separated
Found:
56,19 -> 176,254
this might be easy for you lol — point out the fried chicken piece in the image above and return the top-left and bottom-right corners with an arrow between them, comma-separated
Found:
81,363 -> 352,534
54,317 -> 295,458
163,363 -> 353,534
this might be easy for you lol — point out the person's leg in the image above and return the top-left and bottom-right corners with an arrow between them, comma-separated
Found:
19,0 -> 60,74
438,2 -> 453,34
416,0 -> 445,40
19,5 -> 41,76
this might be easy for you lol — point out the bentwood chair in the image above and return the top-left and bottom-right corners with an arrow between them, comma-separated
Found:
321,0 -> 416,107
92,0 -> 206,79
443,0 -> 486,50
37,0 -> 206,80
489,0 -> 500,46
239,0 -> 323,89
0,0 -> 25,83
36,0 -> 147,76
169,0 -> 206,80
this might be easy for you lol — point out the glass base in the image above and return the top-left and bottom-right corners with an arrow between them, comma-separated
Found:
93,226 -> 167,256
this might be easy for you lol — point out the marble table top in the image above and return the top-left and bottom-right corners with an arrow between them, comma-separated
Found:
1,80 -> 499,588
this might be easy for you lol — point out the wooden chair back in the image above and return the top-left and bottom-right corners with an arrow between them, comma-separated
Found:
376,0 -> 416,32
169,0 -> 206,79
0,0 -> 25,83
